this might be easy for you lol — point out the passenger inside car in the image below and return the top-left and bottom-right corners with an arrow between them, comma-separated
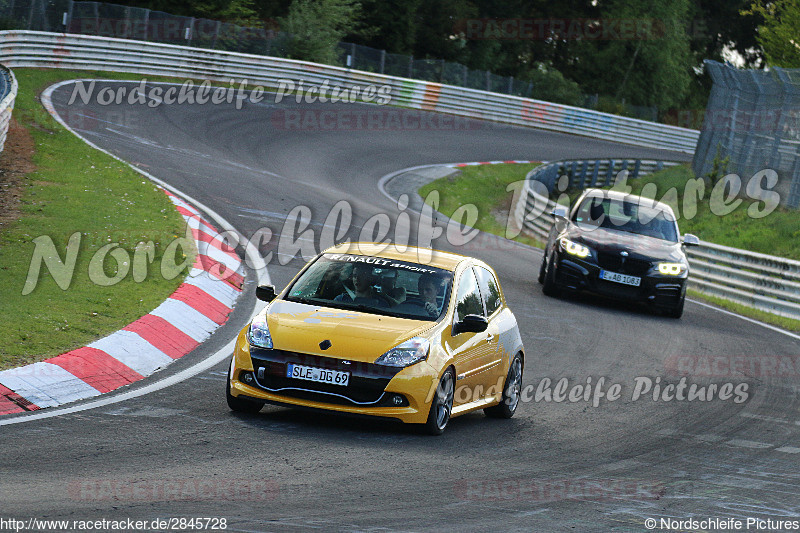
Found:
417,274 -> 443,317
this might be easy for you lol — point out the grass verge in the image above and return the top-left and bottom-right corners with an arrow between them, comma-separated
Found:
0,68 -> 201,369
418,163 -> 543,248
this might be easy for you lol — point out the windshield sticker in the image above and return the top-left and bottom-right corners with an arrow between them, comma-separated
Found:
325,254 -> 441,274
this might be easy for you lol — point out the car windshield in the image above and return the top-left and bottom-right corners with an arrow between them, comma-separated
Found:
573,196 -> 679,242
283,253 -> 454,321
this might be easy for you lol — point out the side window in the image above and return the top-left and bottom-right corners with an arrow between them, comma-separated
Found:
454,269 -> 485,323
475,266 -> 502,315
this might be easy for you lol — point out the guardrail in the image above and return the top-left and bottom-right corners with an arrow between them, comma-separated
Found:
0,64 -> 18,154
512,160 -> 800,321
0,30 -> 699,153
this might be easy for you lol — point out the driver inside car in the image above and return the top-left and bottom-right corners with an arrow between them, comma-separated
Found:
334,264 -> 386,307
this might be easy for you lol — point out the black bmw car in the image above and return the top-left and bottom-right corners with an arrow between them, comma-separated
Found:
538,188 -> 699,318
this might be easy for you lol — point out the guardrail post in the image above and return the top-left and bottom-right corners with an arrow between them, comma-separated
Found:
632,159 -> 641,179
604,160 -> 616,186
589,160 -> 600,187
568,161 -> 579,189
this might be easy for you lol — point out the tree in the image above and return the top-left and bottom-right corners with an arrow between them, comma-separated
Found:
563,0 -> 694,111
281,0 -> 366,64
745,0 -> 800,68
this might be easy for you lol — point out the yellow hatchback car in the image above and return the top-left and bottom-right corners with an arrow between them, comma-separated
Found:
226,243 -> 525,435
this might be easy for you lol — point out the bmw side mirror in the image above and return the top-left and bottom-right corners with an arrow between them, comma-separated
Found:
682,234 -> 700,247
453,314 -> 489,335
550,205 -> 569,219
256,284 -> 277,302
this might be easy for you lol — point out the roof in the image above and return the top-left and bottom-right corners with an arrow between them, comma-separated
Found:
321,242 -> 469,271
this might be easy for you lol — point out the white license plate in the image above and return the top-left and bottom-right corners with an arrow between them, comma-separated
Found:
600,270 -> 641,286
287,364 -> 350,386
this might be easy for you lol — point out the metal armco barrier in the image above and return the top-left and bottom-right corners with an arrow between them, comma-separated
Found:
0,31 -> 700,153
513,160 -> 800,321
0,65 -> 18,154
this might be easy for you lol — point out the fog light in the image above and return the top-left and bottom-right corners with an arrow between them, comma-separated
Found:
392,395 -> 403,405
242,372 -> 254,384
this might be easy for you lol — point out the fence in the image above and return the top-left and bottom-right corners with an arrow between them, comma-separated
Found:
0,31 -> 700,152
513,160 -> 800,320
0,0 -> 664,120
0,63 -> 16,154
693,60 -> 800,208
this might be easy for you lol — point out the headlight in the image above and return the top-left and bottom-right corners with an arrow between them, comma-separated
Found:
375,337 -> 430,367
247,314 -> 273,349
658,263 -> 686,276
560,237 -> 591,258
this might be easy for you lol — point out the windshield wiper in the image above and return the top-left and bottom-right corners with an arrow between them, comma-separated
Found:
285,296 -> 327,306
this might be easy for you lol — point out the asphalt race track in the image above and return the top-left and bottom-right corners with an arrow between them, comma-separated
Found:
2,81 -> 800,532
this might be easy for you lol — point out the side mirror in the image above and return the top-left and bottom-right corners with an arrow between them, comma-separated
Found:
550,205 -> 569,219
682,234 -> 700,247
256,284 -> 277,302
453,314 -> 489,335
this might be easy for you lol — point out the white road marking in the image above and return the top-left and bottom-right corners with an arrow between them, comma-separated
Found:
775,446 -> 800,454
725,439 -> 774,449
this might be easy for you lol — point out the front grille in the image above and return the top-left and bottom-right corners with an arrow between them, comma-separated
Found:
596,252 -> 651,276
249,348 -> 402,406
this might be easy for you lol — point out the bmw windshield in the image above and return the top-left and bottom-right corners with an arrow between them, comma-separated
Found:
573,196 -> 679,242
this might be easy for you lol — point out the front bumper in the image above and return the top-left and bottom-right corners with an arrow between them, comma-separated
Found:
551,252 -> 687,309
228,337 -> 437,424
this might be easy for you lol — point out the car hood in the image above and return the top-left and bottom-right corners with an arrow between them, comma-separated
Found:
264,299 -> 434,362
567,225 -> 685,262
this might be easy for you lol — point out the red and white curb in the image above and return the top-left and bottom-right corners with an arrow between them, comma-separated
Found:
0,190 -> 244,415
448,160 -> 542,167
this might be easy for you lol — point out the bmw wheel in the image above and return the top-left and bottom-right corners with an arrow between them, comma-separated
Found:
538,255 -> 546,284
664,295 -> 685,319
541,252 -> 561,297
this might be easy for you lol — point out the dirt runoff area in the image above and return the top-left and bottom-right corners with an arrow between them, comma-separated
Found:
0,118 -> 34,228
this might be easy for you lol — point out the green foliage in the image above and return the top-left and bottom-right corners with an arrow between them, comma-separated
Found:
524,64 -> 583,107
569,0 -> 693,110
744,0 -> 800,68
281,0 -> 366,64
705,144 -> 730,186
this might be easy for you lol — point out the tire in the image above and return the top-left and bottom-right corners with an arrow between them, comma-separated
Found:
226,376 -> 263,414
537,255 -> 546,284
541,252 -> 561,297
423,368 -> 455,435
664,295 -> 685,319
485,353 -> 524,419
